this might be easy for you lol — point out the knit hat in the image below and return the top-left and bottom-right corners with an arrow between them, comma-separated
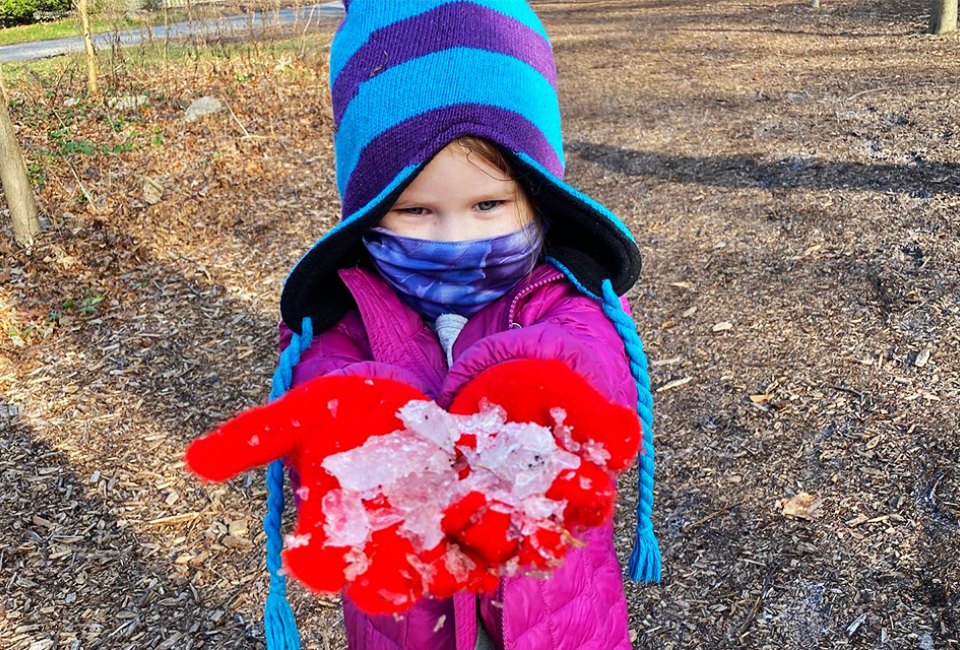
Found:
280,0 -> 642,334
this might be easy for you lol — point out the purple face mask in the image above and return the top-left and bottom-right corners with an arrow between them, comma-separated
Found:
361,222 -> 543,321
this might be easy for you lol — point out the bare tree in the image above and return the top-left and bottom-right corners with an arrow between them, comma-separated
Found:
0,66 -> 8,104
929,0 -> 958,33
78,0 -> 99,95
0,95 -> 40,247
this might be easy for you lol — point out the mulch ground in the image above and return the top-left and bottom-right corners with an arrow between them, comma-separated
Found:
1,0 -> 958,648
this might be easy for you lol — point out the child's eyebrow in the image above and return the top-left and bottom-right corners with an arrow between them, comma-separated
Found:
390,194 -> 428,206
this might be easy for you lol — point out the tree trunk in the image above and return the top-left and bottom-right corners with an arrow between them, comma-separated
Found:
0,97 -> 40,247
929,0 -> 958,34
78,0 -> 99,96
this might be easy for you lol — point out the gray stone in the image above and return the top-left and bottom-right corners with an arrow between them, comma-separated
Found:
108,94 -> 149,111
184,96 -> 224,122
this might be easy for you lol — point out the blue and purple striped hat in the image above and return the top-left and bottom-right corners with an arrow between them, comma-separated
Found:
280,0 -> 642,332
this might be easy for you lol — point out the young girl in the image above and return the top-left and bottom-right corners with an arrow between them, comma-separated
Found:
192,2 -> 660,648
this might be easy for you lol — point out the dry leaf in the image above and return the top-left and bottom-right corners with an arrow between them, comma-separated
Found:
782,492 -> 822,520
712,321 -> 734,332
221,534 -> 252,549
749,393 -> 773,403
143,177 -> 164,205
228,519 -> 249,536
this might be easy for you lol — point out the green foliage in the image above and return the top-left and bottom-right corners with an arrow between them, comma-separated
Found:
0,0 -> 43,27
55,292 -> 104,320
0,0 -> 71,27
27,161 -> 46,187
48,127 -> 97,156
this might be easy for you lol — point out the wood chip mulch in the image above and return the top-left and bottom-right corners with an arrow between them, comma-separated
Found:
1,1 -> 958,648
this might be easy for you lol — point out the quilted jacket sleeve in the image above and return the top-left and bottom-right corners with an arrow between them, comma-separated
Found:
438,283 -> 639,410
278,314 -> 430,393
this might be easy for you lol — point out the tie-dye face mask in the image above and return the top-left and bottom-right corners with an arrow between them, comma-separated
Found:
362,222 -> 543,321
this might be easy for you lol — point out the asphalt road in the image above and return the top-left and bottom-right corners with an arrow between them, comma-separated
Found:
0,1 -> 344,63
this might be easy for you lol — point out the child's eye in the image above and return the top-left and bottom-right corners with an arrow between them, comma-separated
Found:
476,200 -> 502,211
398,207 -> 427,215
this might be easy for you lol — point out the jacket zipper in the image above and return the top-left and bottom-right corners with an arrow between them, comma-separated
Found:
506,272 -> 564,329
495,578 -> 508,648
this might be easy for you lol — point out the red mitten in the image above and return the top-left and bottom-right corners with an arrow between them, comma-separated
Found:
517,525 -> 568,570
547,461 -> 617,529
184,375 -> 427,599
344,524 -> 425,615
281,468 -> 349,593
449,359 -> 641,472
441,492 -> 516,579
185,375 -> 426,481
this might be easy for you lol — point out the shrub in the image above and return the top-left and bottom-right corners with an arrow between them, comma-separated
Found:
0,0 -> 41,26
0,0 -> 72,26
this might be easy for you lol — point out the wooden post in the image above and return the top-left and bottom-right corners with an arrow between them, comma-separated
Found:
0,96 -> 41,247
78,0 -> 99,96
929,0 -> 958,34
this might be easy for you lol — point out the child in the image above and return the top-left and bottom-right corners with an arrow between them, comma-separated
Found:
195,2 -> 660,649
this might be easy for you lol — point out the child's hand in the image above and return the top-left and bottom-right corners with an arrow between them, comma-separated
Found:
184,362 -> 642,613
449,359 -> 642,472
185,375 -> 426,481
448,358 -> 639,551
184,374 -> 427,596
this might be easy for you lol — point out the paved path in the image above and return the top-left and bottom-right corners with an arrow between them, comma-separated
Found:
0,1 -> 343,63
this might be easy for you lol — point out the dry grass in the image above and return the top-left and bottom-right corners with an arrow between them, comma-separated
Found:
1,1 -> 959,648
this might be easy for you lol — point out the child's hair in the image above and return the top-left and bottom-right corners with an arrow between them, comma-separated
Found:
456,136 -> 514,178
455,135 -> 542,234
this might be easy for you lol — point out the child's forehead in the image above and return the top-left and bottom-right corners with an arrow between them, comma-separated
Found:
399,147 -> 514,197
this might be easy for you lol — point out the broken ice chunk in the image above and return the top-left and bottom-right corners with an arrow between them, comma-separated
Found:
443,546 -> 477,582
322,431 -> 451,493
461,421 -> 580,501
550,407 -> 580,453
284,532 -> 312,550
580,440 -> 611,466
367,505 -> 405,531
381,465 -> 458,549
344,547 -> 371,581
323,490 -> 371,547
461,401 -> 509,441
397,401 -> 461,452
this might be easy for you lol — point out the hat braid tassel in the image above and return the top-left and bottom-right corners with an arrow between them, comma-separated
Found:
600,280 -> 662,583
263,317 -> 314,650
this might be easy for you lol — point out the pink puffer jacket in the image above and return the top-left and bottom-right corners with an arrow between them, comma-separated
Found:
279,263 -> 636,650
